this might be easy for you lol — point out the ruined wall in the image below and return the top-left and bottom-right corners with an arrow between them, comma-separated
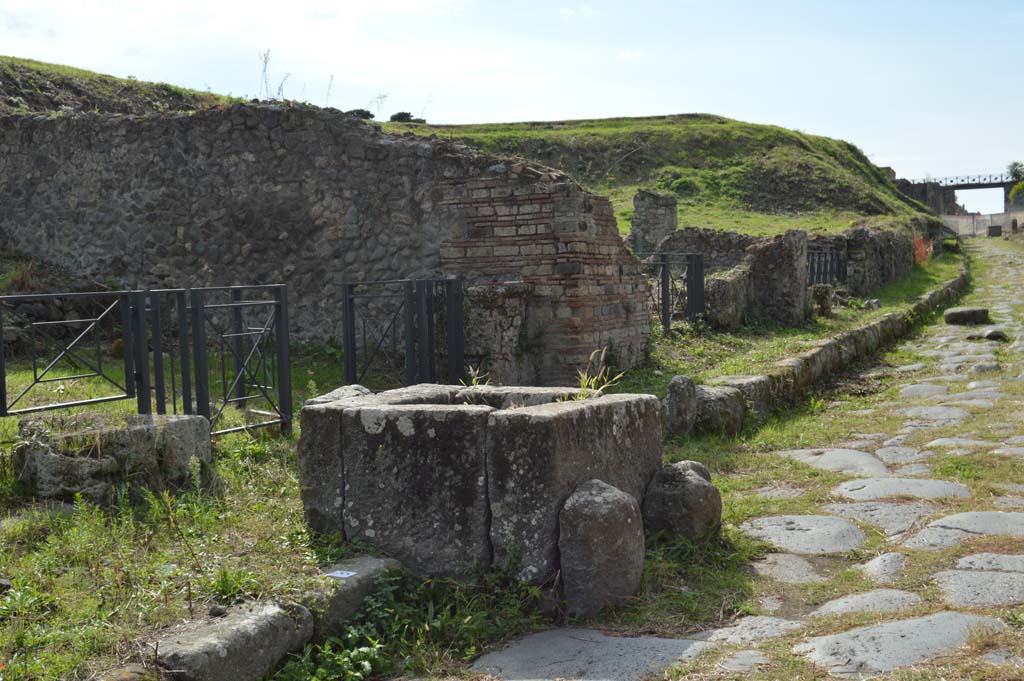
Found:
896,180 -> 967,216
629,189 -> 677,254
0,104 -> 648,384
656,227 -> 761,273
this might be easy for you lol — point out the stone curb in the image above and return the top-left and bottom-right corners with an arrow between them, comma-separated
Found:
100,557 -> 399,681
669,264 -> 971,436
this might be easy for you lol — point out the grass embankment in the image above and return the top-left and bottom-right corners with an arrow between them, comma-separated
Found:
385,114 -> 933,236
0,56 -> 239,116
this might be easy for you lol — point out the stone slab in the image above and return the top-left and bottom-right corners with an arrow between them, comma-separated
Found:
898,384 -> 948,399
793,611 -> 1004,677
777,448 -> 889,477
157,602 -> 314,681
470,628 -> 712,681
934,570 -> 1024,607
855,552 -> 907,584
823,501 -> 933,536
957,553 -> 1024,572
303,556 -> 400,640
924,437 -> 992,448
693,616 -> 802,644
739,515 -> 867,555
832,477 -> 971,501
875,447 -> 930,464
718,650 -> 768,673
895,406 -> 969,422
749,553 -> 826,584
809,589 -> 921,618
903,512 -> 1024,550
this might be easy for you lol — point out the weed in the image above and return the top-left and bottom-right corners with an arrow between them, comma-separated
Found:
568,347 -> 624,400
206,566 -> 259,604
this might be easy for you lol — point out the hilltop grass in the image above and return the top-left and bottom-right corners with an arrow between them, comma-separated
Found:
385,114 -> 932,236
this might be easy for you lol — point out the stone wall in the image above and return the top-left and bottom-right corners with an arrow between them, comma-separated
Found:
896,180 -> 968,216
656,226 -> 761,274
0,104 -> 649,385
629,189 -> 677,254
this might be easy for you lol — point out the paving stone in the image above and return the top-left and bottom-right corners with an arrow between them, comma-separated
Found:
933,570 -> 1024,607
874,447 -> 931,464
755,485 -> 805,500
971,361 -> 1003,373
823,502 -> 932,536
718,650 -> 768,673
809,589 -> 921,618
892,463 -> 932,477
994,496 -> 1024,509
739,515 -> 866,555
893,363 -> 927,373
855,552 -> 907,584
694,616 -> 802,644
793,611 -> 1005,677
1006,436 -> 1024,445
982,649 -> 1024,667
940,399 -> 995,409
882,435 -> 912,447
993,446 -> 1024,457
749,553 -> 826,584
895,406 -> 969,422
776,448 -> 889,477
832,477 -> 971,501
925,437 -> 992,448
470,628 -> 713,681
956,553 -> 1024,572
898,384 -> 948,399
903,512 -> 1024,550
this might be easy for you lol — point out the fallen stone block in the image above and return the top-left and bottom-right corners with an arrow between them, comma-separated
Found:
302,555 -> 401,640
642,461 -> 722,540
157,601 -> 313,681
944,306 -> 990,325
662,375 -> 697,436
705,374 -> 772,420
559,480 -> 644,616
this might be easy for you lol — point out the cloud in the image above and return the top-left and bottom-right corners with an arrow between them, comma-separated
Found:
617,49 -> 642,61
559,3 -> 596,18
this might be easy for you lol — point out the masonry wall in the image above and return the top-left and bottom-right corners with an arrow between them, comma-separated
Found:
656,227 -> 762,274
0,104 -> 648,385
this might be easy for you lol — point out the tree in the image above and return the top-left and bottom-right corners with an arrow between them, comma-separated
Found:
389,111 -> 426,123
345,108 -> 374,120
1008,161 -> 1024,182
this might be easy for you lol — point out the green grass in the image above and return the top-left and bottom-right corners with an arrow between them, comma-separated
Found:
385,114 -> 933,236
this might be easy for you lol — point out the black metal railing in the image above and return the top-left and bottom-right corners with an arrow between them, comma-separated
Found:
342,278 -> 465,386
807,247 -> 847,286
0,285 -> 292,437
635,252 -> 705,331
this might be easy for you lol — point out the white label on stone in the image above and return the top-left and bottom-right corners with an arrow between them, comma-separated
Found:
325,570 -> 357,579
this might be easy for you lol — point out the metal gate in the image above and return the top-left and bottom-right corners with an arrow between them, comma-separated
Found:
341,278 -> 465,386
635,252 -> 706,331
807,247 -> 847,286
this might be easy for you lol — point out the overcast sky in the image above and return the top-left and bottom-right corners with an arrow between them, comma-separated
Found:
3,0 -> 1021,212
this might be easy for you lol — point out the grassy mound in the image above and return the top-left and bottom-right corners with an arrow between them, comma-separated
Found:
385,115 -> 932,235
0,56 -> 238,115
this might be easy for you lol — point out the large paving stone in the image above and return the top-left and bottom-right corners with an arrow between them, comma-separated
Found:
559,480 -> 644,617
895,406 -> 969,422
157,602 -> 314,681
340,403 -> 494,577
718,650 -> 768,673
470,628 -> 712,681
793,611 -> 1005,677
739,515 -> 867,555
823,502 -> 933,537
874,447 -> 931,465
903,512 -> 1024,550
750,553 -> 826,584
809,589 -> 921,618
832,477 -> 971,501
855,552 -> 907,584
933,570 -> 1024,607
693,616 -> 802,644
778,448 -> 889,477
487,395 -> 663,583
924,437 -> 992,448
956,553 -> 1024,572
898,384 -> 948,399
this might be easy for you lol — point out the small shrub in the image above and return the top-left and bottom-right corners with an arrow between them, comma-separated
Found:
568,347 -> 624,400
206,566 -> 258,604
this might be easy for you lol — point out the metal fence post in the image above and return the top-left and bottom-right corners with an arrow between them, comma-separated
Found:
445,279 -> 465,384
416,281 -> 431,384
0,308 -> 7,417
190,289 -> 211,421
660,255 -> 671,332
686,253 -> 705,321
274,286 -> 293,436
131,291 -> 152,415
231,289 -> 247,405
342,284 -> 357,384
119,293 -> 136,399
403,281 -> 417,385
176,290 -> 192,414
150,293 -> 166,415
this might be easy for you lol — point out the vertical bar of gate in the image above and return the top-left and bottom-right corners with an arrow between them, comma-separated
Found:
660,255 -> 671,332
231,289 -> 246,404
176,290 -> 193,414
342,284 -> 357,384
190,289 -> 211,420
425,282 -> 437,382
119,293 -> 136,399
686,253 -> 705,321
445,279 -> 465,384
0,307 -> 7,417
416,281 -> 431,384
131,291 -> 152,415
274,286 -> 293,436
403,281 -> 416,385
150,293 -> 166,415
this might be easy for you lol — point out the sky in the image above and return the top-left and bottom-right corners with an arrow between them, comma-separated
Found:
3,0 -> 1022,213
